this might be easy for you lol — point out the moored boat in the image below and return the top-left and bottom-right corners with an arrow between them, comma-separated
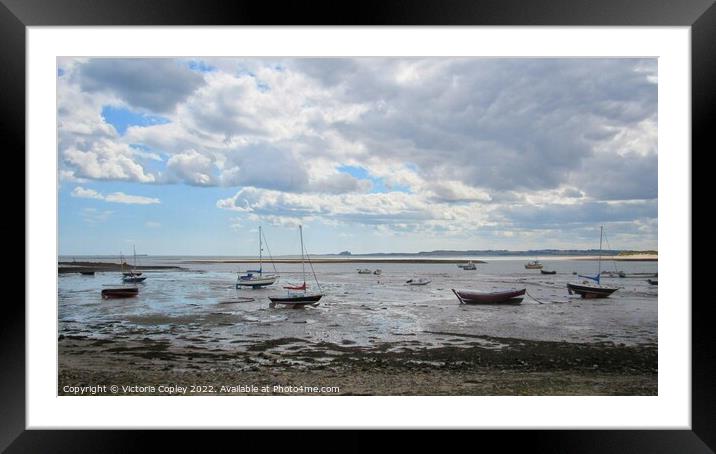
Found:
236,226 -> 279,289
101,287 -> 139,299
406,278 -> 431,286
540,269 -> 556,275
122,245 -> 147,283
525,260 -> 543,269
567,226 -> 619,299
122,274 -> 147,283
457,261 -> 477,270
567,282 -> 618,298
357,268 -> 372,274
647,279 -> 658,286
268,225 -> 323,309
451,288 -> 525,305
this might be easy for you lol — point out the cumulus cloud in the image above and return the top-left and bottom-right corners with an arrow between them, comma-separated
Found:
58,57 -> 658,245
166,150 -> 216,186
75,58 -> 205,113
216,186 -> 493,232
71,186 -> 160,205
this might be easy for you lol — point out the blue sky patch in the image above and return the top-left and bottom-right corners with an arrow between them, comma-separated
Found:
187,60 -> 216,73
338,165 -> 411,193
102,106 -> 170,135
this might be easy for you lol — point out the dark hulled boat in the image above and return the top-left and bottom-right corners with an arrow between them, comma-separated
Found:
567,226 -> 619,299
268,225 -> 323,309
268,293 -> 322,308
451,288 -> 525,305
101,287 -> 139,299
540,270 -> 556,275
567,282 -> 618,298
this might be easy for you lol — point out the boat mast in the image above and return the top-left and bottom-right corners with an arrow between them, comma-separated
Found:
598,225 -> 603,282
300,225 -> 306,286
258,226 -> 262,274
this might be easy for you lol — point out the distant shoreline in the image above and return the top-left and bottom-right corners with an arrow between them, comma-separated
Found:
181,258 -> 489,264
182,255 -> 656,264
57,261 -> 185,274
57,255 -> 657,270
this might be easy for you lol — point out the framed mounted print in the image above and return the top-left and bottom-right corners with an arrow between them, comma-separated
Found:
5,0 -> 711,450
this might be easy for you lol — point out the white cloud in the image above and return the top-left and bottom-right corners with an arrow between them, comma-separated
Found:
166,150 -> 215,186
58,57 -> 658,246
71,186 -> 160,205
217,186 -> 493,233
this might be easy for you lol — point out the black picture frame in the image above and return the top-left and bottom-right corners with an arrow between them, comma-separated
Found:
5,0 -> 710,450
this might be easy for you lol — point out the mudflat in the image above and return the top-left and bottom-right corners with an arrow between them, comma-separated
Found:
58,334 -> 656,396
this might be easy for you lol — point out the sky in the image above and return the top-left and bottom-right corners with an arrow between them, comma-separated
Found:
57,57 -> 658,256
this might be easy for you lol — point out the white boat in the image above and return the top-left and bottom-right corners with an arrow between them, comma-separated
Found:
357,268 -> 372,274
406,278 -> 431,286
236,226 -> 279,289
269,225 -> 322,308
567,226 -> 619,299
373,269 -> 382,275
524,260 -> 543,269
122,246 -> 146,283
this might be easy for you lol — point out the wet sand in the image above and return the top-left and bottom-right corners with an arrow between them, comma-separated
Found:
58,334 -> 657,396
58,261 -> 186,274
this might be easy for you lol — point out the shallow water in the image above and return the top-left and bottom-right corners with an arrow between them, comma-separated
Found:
58,257 -> 658,352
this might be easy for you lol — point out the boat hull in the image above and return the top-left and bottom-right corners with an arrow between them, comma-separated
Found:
567,283 -> 618,298
540,270 -> 556,275
406,279 -> 431,286
236,275 -> 279,288
269,294 -> 322,308
101,288 -> 139,299
525,264 -> 543,269
452,288 -> 525,305
122,276 -> 146,283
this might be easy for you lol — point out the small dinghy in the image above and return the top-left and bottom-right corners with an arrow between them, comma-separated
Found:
406,278 -> 431,286
101,287 -> 139,299
540,270 -> 556,275
451,288 -> 526,305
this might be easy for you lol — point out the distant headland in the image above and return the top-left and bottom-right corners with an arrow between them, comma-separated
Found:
327,249 -> 657,258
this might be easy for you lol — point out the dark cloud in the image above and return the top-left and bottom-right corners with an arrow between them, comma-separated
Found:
221,145 -> 310,192
495,199 -> 657,230
577,152 -> 657,200
77,59 -> 205,113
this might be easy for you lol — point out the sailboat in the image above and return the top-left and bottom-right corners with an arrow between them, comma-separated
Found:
269,225 -> 323,308
236,226 -> 279,289
122,245 -> 146,283
103,250 -> 141,299
567,226 -> 618,298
